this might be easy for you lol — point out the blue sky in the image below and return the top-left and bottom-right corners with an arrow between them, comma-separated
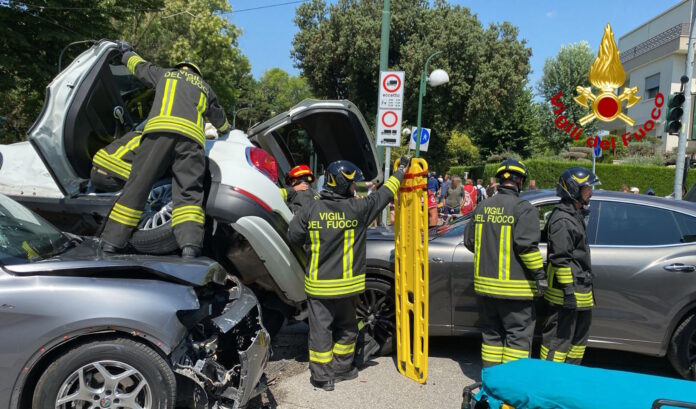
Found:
228,0 -> 682,93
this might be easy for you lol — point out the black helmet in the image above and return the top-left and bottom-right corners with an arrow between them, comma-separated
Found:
496,158 -> 528,184
557,167 -> 600,204
175,60 -> 202,76
324,160 -> 364,196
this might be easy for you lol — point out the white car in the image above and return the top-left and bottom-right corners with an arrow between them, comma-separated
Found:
0,40 -> 383,333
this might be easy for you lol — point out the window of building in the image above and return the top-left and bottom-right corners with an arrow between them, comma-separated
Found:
645,73 -> 660,99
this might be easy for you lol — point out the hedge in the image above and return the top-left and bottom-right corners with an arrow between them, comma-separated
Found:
451,160 -> 696,197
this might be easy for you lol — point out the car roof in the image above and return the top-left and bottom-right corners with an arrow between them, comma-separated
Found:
521,189 -> 696,213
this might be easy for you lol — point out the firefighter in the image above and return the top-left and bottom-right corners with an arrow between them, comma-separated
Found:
90,130 -> 142,192
280,164 -> 320,213
288,157 -> 410,391
540,167 -> 599,364
463,158 -> 547,368
100,42 -> 229,258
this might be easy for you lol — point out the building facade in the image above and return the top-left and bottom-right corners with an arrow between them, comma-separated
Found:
609,0 -> 695,152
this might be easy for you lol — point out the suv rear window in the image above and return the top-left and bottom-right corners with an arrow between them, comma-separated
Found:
595,201 -> 681,246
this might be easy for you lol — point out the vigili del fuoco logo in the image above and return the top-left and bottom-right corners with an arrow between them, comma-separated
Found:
550,24 -> 665,151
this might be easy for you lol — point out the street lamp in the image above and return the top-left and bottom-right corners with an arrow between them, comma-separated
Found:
414,51 -> 449,156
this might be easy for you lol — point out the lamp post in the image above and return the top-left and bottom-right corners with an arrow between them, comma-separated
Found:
414,51 -> 449,157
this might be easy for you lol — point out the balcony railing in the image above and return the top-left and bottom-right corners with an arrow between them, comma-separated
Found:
620,23 -> 689,63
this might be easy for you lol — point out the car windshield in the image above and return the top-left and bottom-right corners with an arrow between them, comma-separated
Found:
430,214 -> 471,238
0,194 -> 70,264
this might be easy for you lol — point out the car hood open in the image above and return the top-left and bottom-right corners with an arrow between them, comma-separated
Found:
247,99 -> 383,182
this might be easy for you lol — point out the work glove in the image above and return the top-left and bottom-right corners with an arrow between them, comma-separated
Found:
535,278 -> 548,297
397,155 -> 412,172
115,40 -> 133,54
563,287 -> 577,309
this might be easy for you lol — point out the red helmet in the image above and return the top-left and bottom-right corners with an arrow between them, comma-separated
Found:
286,164 -> 314,184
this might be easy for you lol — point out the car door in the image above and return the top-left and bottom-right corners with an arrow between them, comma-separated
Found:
28,40 -> 147,197
247,100 -> 383,185
588,199 -> 696,355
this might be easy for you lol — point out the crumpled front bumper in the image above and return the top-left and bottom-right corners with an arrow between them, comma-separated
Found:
173,276 -> 270,409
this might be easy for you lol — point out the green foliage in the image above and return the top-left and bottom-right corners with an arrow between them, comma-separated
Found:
537,42 -> 597,154
478,159 -> 696,196
446,130 -> 480,168
292,0 -> 534,169
118,0 -> 252,117
0,0 -> 164,143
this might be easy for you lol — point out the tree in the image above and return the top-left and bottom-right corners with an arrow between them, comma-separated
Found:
446,130 -> 479,167
0,0 -> 164,143
117,0 -> 252,115
292,0 -> 533,169
537,42 -> 596,154
239,68 -> 313,126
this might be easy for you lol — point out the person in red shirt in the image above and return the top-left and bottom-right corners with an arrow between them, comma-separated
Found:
461,178 -> 478,215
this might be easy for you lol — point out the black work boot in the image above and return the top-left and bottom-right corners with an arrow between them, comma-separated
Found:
100,240 -> 122,255
310,377 -> 334,391
181,245 -> 201,259
334,367 -> 359,383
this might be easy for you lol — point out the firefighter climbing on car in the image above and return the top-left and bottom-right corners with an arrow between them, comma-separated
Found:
463,158 -> 547,368
100,41 -> 230,258
288,156 -> 411,391
540,167 -> 599,364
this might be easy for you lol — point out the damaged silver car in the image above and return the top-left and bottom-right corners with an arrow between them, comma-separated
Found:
0,193 -> 269,408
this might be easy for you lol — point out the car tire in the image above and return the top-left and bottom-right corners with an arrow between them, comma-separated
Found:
130,222 -> 179,255
32,338 -> 176,409
358,276 -> 396,356
668,313 -> 696,380
261,307 -> 286,338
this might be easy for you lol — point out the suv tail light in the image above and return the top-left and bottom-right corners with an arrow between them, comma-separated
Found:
246,147 -> 278,183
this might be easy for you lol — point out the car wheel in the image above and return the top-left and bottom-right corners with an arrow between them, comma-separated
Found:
358,276 -> 396,356
130,183 -> 178,255
261,307 -> 286,338
33,338 -> 176,409
668,313 -> 696,379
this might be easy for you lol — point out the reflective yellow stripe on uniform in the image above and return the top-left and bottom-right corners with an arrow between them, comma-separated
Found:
567,344 -> 586,359
519,250 -> 543,271
109,203 -> 143,227
304,275 -> 365,297
553,351 -> 567,363
481,343 -> 503,364
126,55 -> 145,74
171,205 -> 205,226
309,230 -> 320,280
384,176 -> 400,195
343,229 -> 354,279
551,265 -> 573,284
332,342 -> 355,355
540,344 -> 549,360
144,116 -> 206,146
196,93 -> 207,127
309,349 -> 332,364
474,223 -> 482,277
280,188 -> 288,201
502,346 -> 529,363
544,288 -> 594,308
498,225 -> 511,280
93,150 -> 131,179
218,119 -> 230,132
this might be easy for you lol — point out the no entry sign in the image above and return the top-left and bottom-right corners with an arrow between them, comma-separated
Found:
377,71 -> 405,147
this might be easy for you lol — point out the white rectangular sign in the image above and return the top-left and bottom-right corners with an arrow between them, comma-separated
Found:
376,70 -> 405,147
378,71 -> 405,110
408,127 -> 431,152
376,109 -> 402,147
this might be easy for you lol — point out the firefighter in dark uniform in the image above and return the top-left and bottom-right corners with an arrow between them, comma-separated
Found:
540,167 -> 599,364
91,130 -> 142,192
280,164 -> 320,213
100,42 -> 229,258
464,158 -> 547,367
288,157 -> 410,391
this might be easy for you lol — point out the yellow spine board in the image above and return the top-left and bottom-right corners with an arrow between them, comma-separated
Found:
393,158 -> 429,384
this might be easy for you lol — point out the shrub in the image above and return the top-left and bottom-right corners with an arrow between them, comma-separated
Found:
475,159 -> 696,196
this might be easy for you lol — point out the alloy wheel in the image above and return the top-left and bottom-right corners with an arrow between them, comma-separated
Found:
357,284 -> 396,348
55,360 -> 152,409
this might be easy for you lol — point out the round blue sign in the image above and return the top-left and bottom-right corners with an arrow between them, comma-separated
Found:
412,128 -> 430,144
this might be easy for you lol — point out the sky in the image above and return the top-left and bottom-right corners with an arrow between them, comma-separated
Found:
228,0 -> 684,92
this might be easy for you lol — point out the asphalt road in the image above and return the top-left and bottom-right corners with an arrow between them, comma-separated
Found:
247,322 -> 679,409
